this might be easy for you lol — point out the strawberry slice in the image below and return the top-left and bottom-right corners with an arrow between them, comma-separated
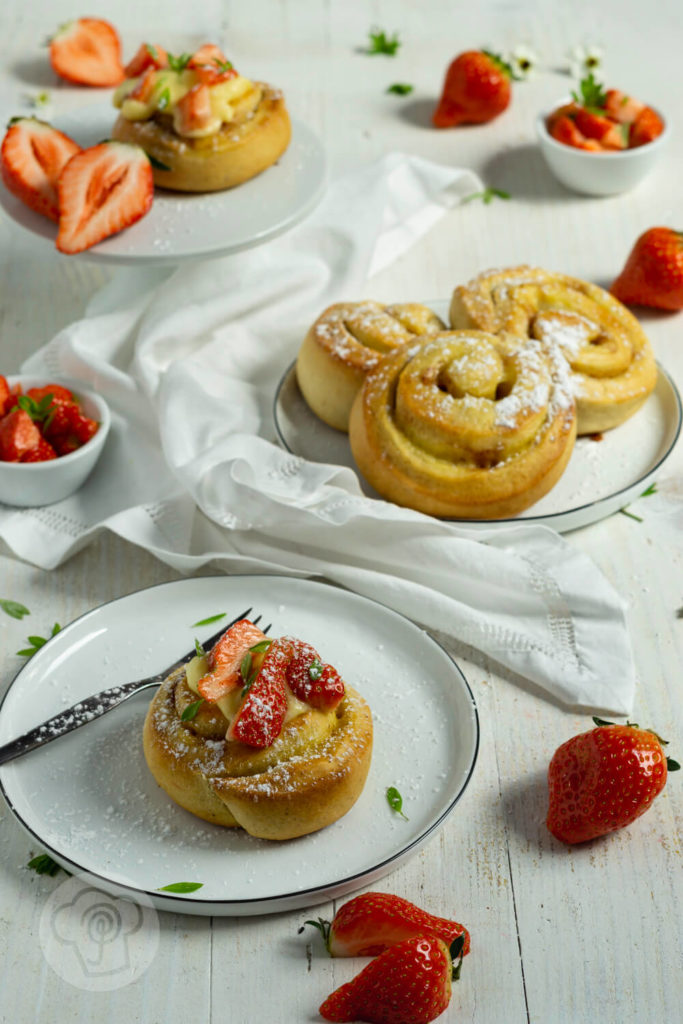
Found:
175,84 -> 214,135
0,376 -> 9,415
574,108 -> 627,150
197,619 -> 267,702
49,17 -> 125,87
2,382 -> 22,417
228,639 -> 291,748
124,43 -> 168,78
0,409 -> 42,462
549,115 -> 601,151
26,384 -> 74,406
21,438 -> 58,462
316,892 -> 470,958
188,44 -> 228,68
285,639 -> 345,710
56,142 -> 154,255
1,118 -> 80,222
630,106 -> 665,148
129,67 -> 158,103
604,89 -> 645,124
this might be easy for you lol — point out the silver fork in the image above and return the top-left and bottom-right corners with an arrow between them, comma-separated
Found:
0,606 -> 262,767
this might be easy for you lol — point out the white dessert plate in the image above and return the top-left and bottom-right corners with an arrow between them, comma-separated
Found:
0,576 -> 478,917
0,103 -> 326,266
274,303 -> 682,533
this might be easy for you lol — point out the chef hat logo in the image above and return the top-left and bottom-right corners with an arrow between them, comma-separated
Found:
39,875 -> 159,991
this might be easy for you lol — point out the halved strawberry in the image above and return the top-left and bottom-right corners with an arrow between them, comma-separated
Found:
549,115 -> 601,151
0,408 -> 42,462
129,67 -> 158,103
2,382 -> 22,416
286,639 -> 345,710
574,108 -> 627,150
0,376 -> 9,415
49,18 -> 125,87
124,43 -> 168,78
188,44 -> 228,68
604,89 -> 645,124
1,118 -> 80,222
630,106 -> 665,148
175,84 -> 214,135
56,142 -> 154,255
26,384 -> 74,407
227,639 -> 290,748
197,619 -> 267,702
21,438 -> 58,462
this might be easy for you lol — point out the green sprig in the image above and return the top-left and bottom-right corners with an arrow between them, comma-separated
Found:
0,599 -> 30,620
463,187 -> 511,205
386,785 -> 408,820
387,82 -> 413,95
157,881 -> 204,893
17,622 -> 60,658
367,27 -> 401,56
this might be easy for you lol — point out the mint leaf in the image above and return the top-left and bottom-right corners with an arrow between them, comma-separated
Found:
167,51 -> 192,72
158,881 -> 204,893
0,599 -> 30,620
367,27 -> 401,56
181,698 -> 204,721
191,613 -> 226,627
571,72 -> 607,110
17,623 -> 59,658
387,82 -> 413,95
386,785 -> 409,821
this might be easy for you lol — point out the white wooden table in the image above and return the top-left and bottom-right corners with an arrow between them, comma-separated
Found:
0,2 -> 681,1022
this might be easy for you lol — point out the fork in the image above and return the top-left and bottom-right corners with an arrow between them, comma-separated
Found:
0,606 -> 263,767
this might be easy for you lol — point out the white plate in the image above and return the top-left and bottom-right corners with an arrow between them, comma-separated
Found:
0,103 -> 326,265
0,576 -> 478,916
274,303 -> 682,533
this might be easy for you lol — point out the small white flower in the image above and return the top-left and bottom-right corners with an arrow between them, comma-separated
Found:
508,44 -> 539,80
567,44 -> 605,81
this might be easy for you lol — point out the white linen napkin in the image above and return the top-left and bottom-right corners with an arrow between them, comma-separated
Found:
5,153 -> 635,714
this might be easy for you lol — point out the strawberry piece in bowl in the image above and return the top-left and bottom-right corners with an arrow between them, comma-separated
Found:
0,117 -> 80,222
49,17 -> 125,87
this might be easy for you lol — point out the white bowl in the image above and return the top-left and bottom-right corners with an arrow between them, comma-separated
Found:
0,376 -> 110,507
536,100 -> 670,196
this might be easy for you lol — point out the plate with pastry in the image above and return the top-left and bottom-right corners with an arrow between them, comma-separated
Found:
0,42 -> 326,264
275,273 -> 681,532
0,575 -> 479,916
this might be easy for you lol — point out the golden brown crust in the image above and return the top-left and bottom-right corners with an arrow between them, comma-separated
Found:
450,266 -> 657,434
143,667 -> 373,840
111,82 -> 291,192
296,301 -> 445,432
348,330 -> 577,519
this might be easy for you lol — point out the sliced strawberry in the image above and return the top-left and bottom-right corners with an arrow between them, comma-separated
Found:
574,108 -> 627,150
323,892 -> 470,958
49,17 -> 125,87
0,408 -> 42,462
196,619 -> 267,702
604,89 -> 645,124
175,84 -> 214,135
285,639 -> 345,710
549,115 -> 601,151
21,438 -> 58,462
2,383 -> 22,417
124,43 -> 168,78
69,411 -> 98,445
1,118 -> 80,222
227,639 -> 291,748
56,142 -> 154,255
26,384 -> 74,406
630,106 -> 665,147
0,376 -> 9,415
129,67 -> 158,103
188,44 -> 228,68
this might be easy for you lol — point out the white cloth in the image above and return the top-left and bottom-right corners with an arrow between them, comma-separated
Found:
3,153 -> 635,714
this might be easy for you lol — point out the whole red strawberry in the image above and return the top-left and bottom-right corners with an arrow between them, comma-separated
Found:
547,718 -> 680,844
304,892 -> 469,958
433,50 -> 512,128
611,228 -> 683,311
319,934 -> 464,1024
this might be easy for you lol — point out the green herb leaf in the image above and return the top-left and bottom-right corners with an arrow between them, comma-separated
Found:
194,637 -> 206,657
240,651 -> 253,681
157,87 -> 171,111
367,27 -> 401,56
450,933 -> 465,980
571,72 -> 607,111
17,624 -> 59,658
667,757 -> 681,772
0,599 -> 30,620
298,917 -> 331,944
145,152 -> 172,171
146,44 -> 158,61
27,853 -> 65,876
192,613 -> 227,628
213,58 -> 234,72
464,187 -> 511,205
641,482 -> 657,497
386,785 -> 409,820
157,881 -> 204,893
593,716 -> 614,727
387,82 -> 414,96
167,51 -> 192,72
181,698 -> 205,721
249,639 -> 272,653
308,659 -> 323,681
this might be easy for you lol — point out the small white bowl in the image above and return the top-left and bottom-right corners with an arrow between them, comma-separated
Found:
536,100 -> 670,196
0,376 -> 111,507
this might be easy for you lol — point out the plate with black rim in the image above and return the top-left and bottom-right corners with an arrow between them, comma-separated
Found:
0,575 -> 479,916
273,301 -> 682,533
0,102 -> 326,266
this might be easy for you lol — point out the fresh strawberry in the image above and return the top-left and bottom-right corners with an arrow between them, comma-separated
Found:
56,142 -> 153,255
1,118 -> 80,222
548,115 -> 601,151
306,892 -> 470,958
124,43 -> 168,78
175,84 -> 214,135
573,108 -> 627,150
0,376 -> 9,415
319,934 -> 464,1024
604,89 -> 644,124
188,43 -> 228,67
227,639 -> 290,748
433,50 -> 511,128
547,718 -> 680,844
129,67 -> 158,103
25,384 -> 74,407
285,639 -> 345,710
0,408 -> 42,462
21,438 -> 57,462
49,17 -> 125,87
197,619 -> 267,702
611,227 -> 683,311
1,382 -> 22,416
630,106 -> 665,147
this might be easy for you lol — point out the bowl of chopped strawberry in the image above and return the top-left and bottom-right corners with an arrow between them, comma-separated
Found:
0,375 -> 110,506
536,74 -> 669,196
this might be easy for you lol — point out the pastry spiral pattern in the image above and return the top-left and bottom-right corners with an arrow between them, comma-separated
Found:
449,266 -> 657,434
296,300 -> 445,431
348,330 -> 577,519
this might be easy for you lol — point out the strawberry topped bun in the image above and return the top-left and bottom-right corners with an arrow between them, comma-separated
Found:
142,619 -> 373,840
111,43 -> 291,192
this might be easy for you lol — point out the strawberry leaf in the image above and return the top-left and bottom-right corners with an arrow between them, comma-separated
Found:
667,758 -> 680,772
367,27 -> 401,56
571,72 -> 607,110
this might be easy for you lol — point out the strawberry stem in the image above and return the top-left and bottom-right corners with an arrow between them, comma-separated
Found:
449,933 -> 465,980
667,757 -> 680,772
299,917 -> 331,950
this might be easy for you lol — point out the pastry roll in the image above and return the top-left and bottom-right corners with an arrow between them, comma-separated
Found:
348,330 -> 577,519
296,301 -> 445,432
450,266 -> 656,434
